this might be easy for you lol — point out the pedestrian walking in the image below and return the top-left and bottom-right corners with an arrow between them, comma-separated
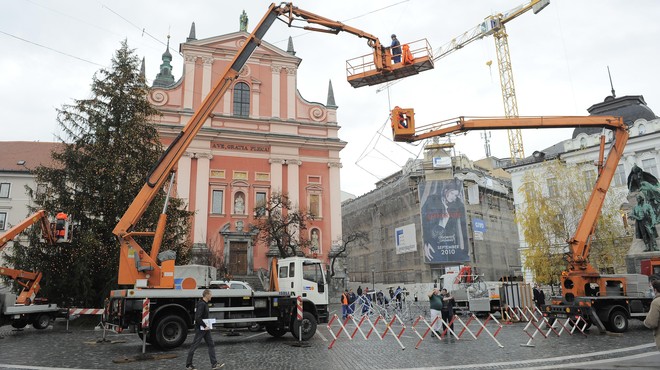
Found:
348,289 -> 357,316
357,285 -> 363,297
361,287 -> 372,315
644,279 -> 660,350
186,289 -> 223,370
440,288 -> 455,342
533,284 -> 545,310
428,287 -> 443,335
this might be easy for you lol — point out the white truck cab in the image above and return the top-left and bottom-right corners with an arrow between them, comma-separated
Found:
276,257 -> 328,307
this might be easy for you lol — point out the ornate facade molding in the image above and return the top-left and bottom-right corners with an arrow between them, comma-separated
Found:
271,65 -> 283,73
286,159 -> 302,166
269,158 -> 286,165
149,90 -> 168,106
328,162 -> 342,168
184,151 -> 213,160
202,56 -> 214,65
184,54 -> 197,63
285,66 -> 296,75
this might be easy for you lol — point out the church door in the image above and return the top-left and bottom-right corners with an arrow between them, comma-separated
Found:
228,241 -> 248,276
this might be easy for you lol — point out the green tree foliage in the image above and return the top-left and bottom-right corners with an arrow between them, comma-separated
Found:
251,192 -> 313,258
4,41 -> 192,307
517,160 -> 630,285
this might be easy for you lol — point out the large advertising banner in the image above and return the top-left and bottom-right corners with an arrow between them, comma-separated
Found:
418,179 -> 470,263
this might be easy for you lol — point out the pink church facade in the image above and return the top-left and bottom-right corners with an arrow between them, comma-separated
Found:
147,29 -> 345,276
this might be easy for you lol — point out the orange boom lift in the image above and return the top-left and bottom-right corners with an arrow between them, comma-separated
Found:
0,210 -> 71,305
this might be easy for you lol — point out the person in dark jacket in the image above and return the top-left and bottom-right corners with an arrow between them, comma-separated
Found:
390,34 -> 402,63
533,284 -> 546,309
186,289 -> 223,370
440,289 -> 455,342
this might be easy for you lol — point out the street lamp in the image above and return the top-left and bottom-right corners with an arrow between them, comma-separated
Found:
371,267 -> 375,290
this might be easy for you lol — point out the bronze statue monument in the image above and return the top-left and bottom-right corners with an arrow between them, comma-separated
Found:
628,165 -> 660,252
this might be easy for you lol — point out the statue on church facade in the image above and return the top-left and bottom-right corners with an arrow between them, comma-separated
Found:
240,10 -> 248,32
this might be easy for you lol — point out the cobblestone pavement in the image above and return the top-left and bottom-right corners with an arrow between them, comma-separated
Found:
0,315 -> 658,370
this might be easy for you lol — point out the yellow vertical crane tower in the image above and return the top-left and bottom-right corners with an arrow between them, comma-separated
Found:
378,0 -> 550,162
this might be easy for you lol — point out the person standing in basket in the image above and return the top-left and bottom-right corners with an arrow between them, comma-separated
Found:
186,289 -> 223,370
390,34 -> 402,63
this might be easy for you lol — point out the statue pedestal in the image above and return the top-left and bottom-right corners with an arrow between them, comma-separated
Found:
625,238 -> 660,274
190,243 -> 211,265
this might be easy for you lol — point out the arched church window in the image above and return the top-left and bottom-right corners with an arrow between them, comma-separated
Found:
233,82 -> 250,117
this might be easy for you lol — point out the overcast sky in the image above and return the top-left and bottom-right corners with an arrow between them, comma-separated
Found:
3,0 -> 660,197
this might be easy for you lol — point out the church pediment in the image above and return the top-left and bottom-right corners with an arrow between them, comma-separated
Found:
182,31 -> 299,61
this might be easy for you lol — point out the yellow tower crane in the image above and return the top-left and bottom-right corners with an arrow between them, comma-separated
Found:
378,0 -> 550,162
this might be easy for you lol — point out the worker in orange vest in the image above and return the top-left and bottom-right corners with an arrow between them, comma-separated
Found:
341,289 -> 349,319
55,212 -> 68,240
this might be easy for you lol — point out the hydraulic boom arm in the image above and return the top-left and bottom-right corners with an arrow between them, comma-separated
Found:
0,210 -> 55,250
0,210 -> 70,304
391,111 -> 629,299
114,3 -> 396,288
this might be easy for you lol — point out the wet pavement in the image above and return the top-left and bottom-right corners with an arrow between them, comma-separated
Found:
0,314 -> 658,370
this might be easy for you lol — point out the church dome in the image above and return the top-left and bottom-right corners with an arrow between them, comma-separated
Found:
572,95 -> 657,139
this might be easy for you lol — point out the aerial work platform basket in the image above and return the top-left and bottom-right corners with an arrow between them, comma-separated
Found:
346,38 -> 434,88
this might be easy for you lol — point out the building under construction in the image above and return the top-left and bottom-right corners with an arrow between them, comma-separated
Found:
341,145 -> 522,287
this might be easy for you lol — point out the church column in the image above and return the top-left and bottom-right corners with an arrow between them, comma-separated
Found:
251,80 -> 261,118
328,161 -> 343,244
193,153 -> 211,244
177,153 -> 193,206
201,56 -> 214,125
287,159 -> 301,208
183,55 -> 196,110
269,158 -> 285,193
285,67 -> 296,120
287,159 -> 301,243
271,65 -> 282,118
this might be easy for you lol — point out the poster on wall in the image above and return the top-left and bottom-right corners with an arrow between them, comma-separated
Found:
472,217 -> 486,241
418,179 -> 470,263
395,223 -> 417,254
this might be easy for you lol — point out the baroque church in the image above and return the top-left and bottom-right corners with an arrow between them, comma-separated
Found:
146,14 -> 345,278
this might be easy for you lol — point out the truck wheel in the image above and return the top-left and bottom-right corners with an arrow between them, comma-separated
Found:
11,319 -> 28,329
154,315 -> 188,349
291,312 -> 317,341
32,314 -> 52,330
265,324 -> 287,338
607,309 -> 628,333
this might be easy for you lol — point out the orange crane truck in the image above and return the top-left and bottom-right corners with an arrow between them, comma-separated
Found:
103,3 -> 433,350
0,210 -> 71,329
391,109 -> 656,333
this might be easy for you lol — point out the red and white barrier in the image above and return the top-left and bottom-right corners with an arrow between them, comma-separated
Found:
296,296 -> 303,321
141,298 -> 150,329
68,308 -> 105,316
520,306 -> 587,347
327,313 -> 406,350
457,313 -> 504,348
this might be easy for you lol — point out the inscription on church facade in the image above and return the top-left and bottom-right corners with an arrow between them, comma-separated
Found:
212,142 -> 270,152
